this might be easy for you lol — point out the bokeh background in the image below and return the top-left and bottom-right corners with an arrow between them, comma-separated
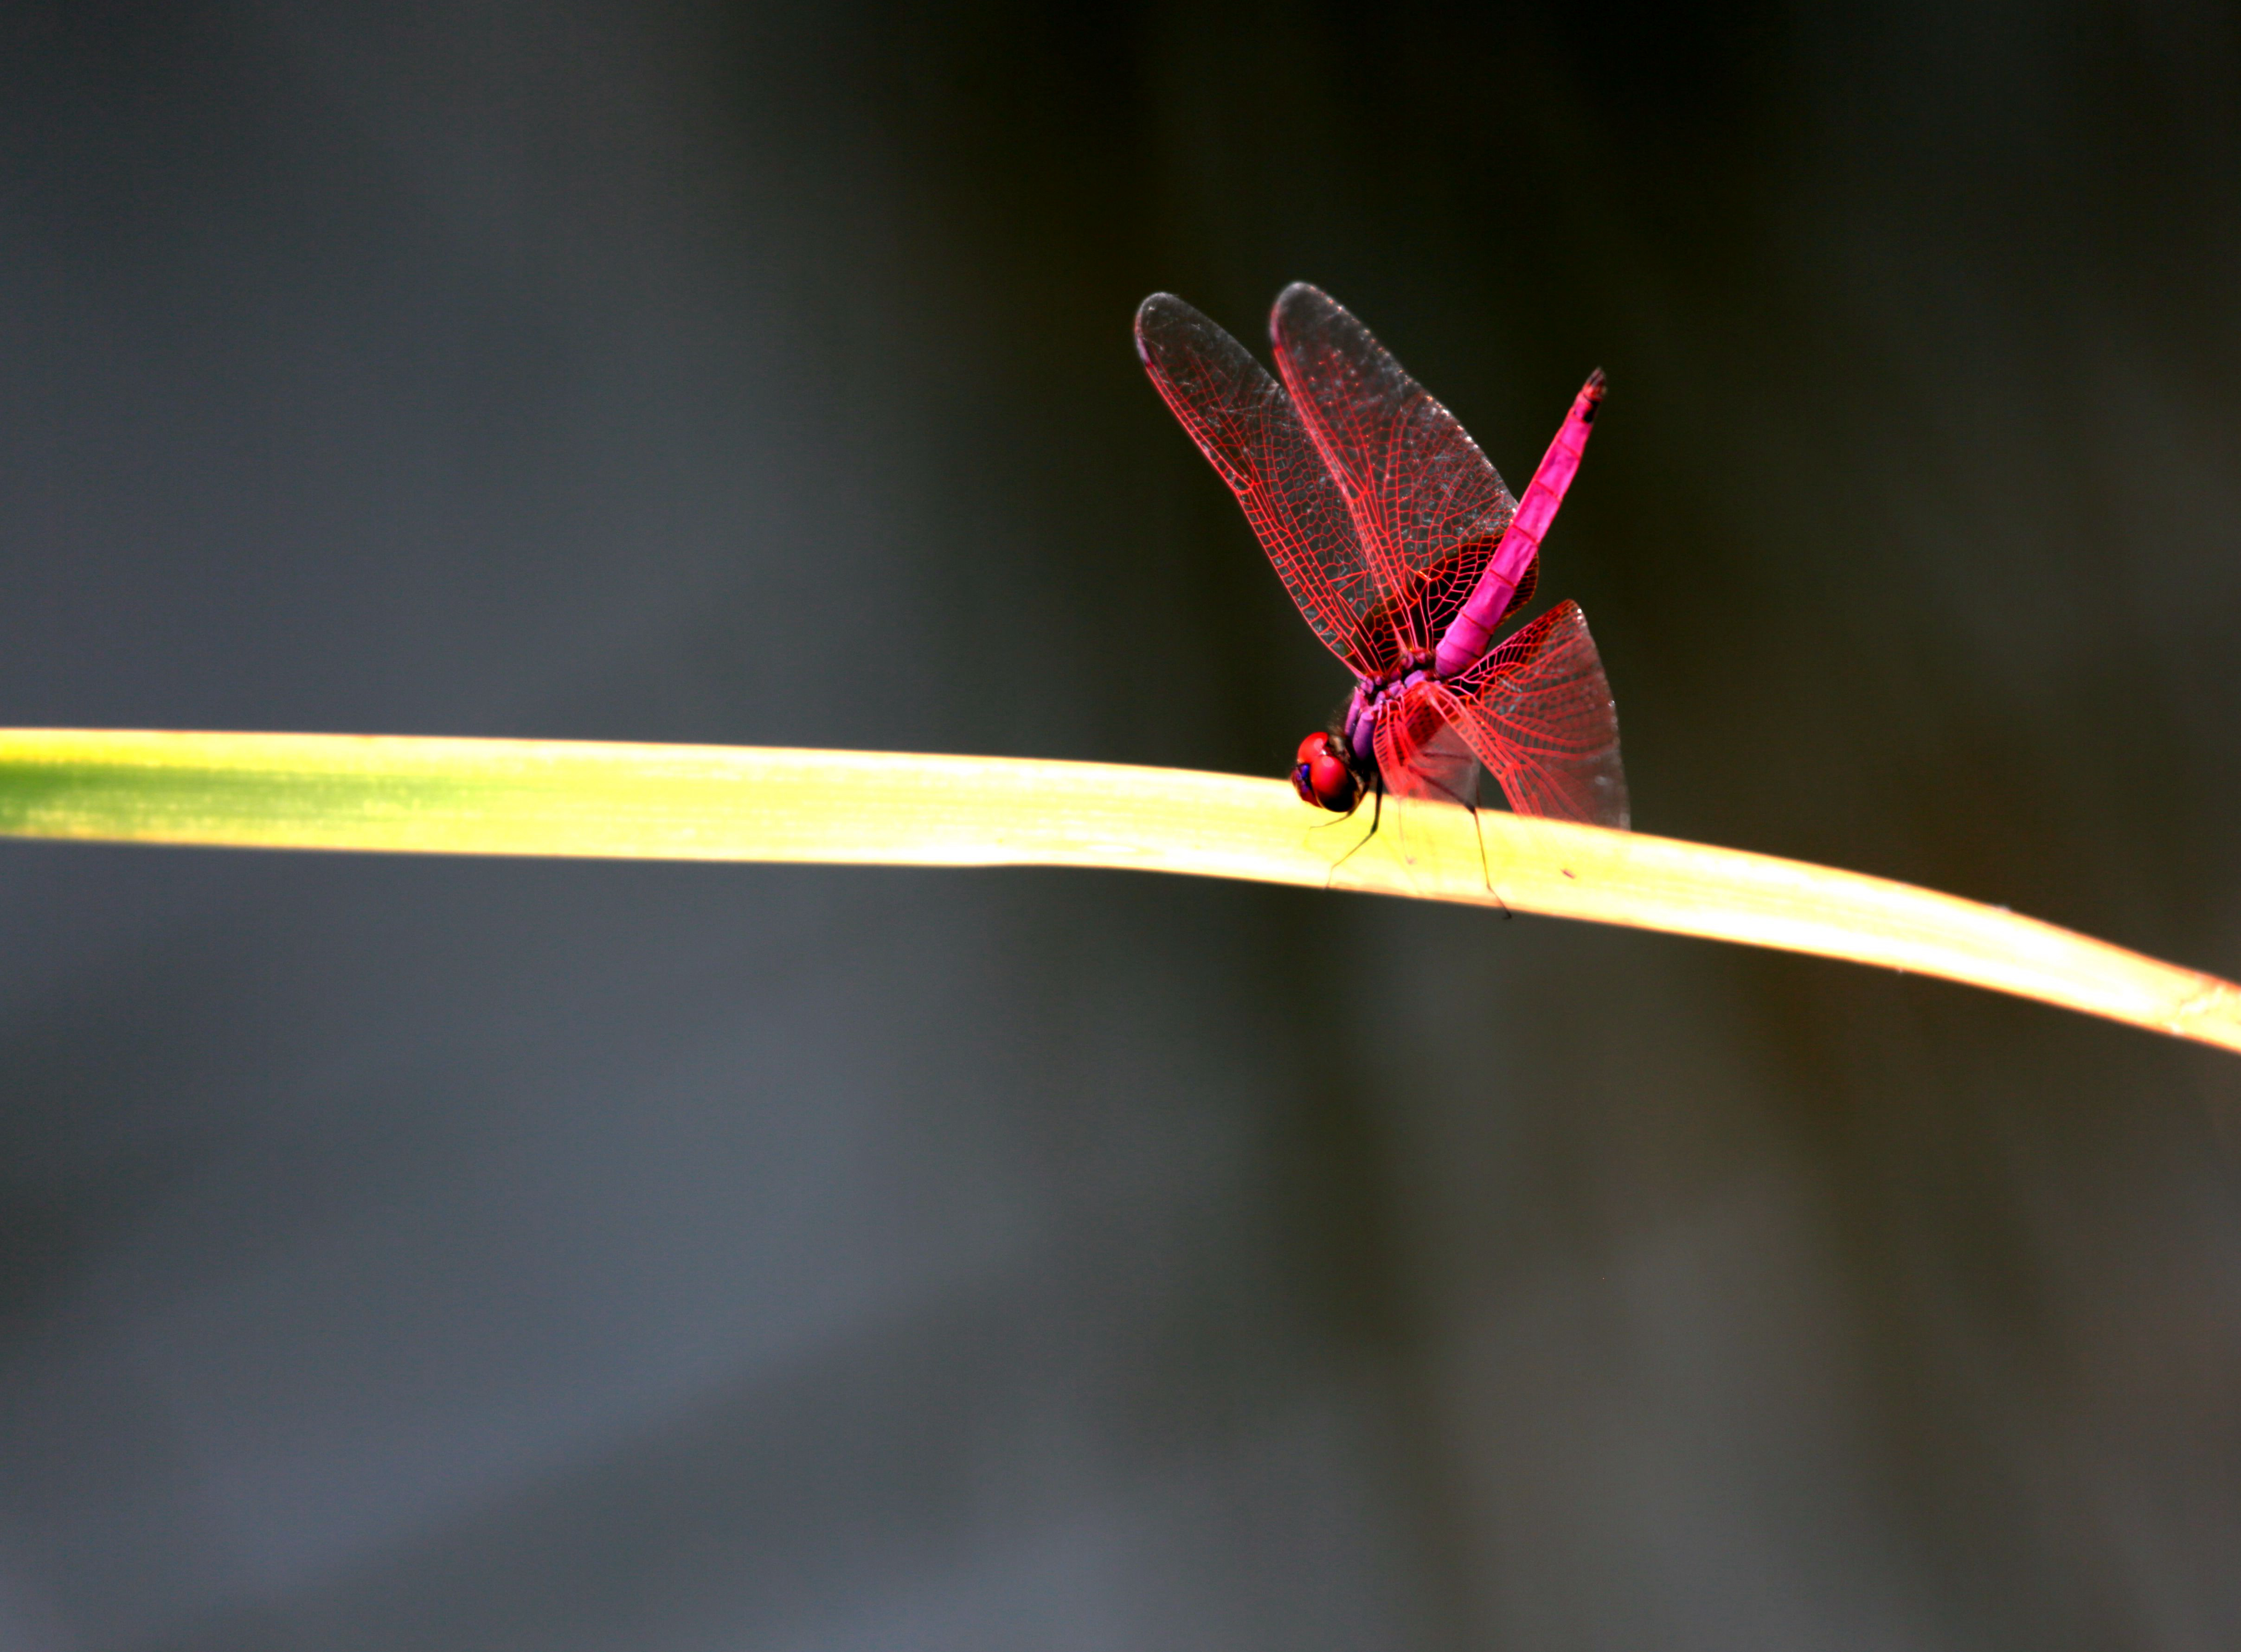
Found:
4,2 -> 2240,1647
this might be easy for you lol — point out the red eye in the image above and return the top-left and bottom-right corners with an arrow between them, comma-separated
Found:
1295,732 -> 1332,766
1307,752 -> 1358,812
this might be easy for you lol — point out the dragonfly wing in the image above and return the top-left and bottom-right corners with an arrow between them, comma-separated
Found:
1136,294 -> 1381,676
1371,680 -> 1483,807
1271,284 -> 1519,659
1434,600 -> 1628,828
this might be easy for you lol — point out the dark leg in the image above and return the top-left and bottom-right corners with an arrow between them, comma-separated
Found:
1413,768 -> 1508,916
1321,771 -> 1385,884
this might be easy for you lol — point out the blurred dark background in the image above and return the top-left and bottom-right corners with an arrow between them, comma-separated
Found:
3,2 -> 2240,1647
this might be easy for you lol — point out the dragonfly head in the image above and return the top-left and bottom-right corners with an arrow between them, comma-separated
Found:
1292,731 -> 1363,813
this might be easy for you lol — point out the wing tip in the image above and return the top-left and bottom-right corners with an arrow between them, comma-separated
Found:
1137,290 -> 1230,360
1271,280 -> 1337,337
1133,290 -> 1175,348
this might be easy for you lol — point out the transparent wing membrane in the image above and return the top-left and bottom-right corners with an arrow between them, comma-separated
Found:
1371,682 -> 1483,807
1270,284 -> 1521,662
1436,601 -> 1628,828
1135,294 -> 1379,677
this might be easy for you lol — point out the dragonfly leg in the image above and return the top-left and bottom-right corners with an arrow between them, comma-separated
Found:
1318,769 -> 1385,884
1467,801 -> 1509,917
1406,766 -> 1509,915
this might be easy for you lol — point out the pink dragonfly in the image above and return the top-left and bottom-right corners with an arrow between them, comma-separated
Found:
1136,283 -> 1628,831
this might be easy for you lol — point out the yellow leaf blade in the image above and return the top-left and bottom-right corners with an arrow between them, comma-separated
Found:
2,728 -> 2235,1054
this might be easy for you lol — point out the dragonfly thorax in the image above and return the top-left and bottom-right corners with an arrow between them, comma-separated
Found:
1289,663 -> 1437,813
1342,665 -> 1434,766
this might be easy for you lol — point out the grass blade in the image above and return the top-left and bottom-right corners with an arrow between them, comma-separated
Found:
3,728 -> 2235,1053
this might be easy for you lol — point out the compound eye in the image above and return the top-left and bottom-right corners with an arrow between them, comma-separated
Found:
1295,731 -> 1334,767
1307,752 -> 1358,812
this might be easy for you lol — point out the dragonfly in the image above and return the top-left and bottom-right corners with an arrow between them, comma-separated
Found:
1135,283 -> 1628,832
